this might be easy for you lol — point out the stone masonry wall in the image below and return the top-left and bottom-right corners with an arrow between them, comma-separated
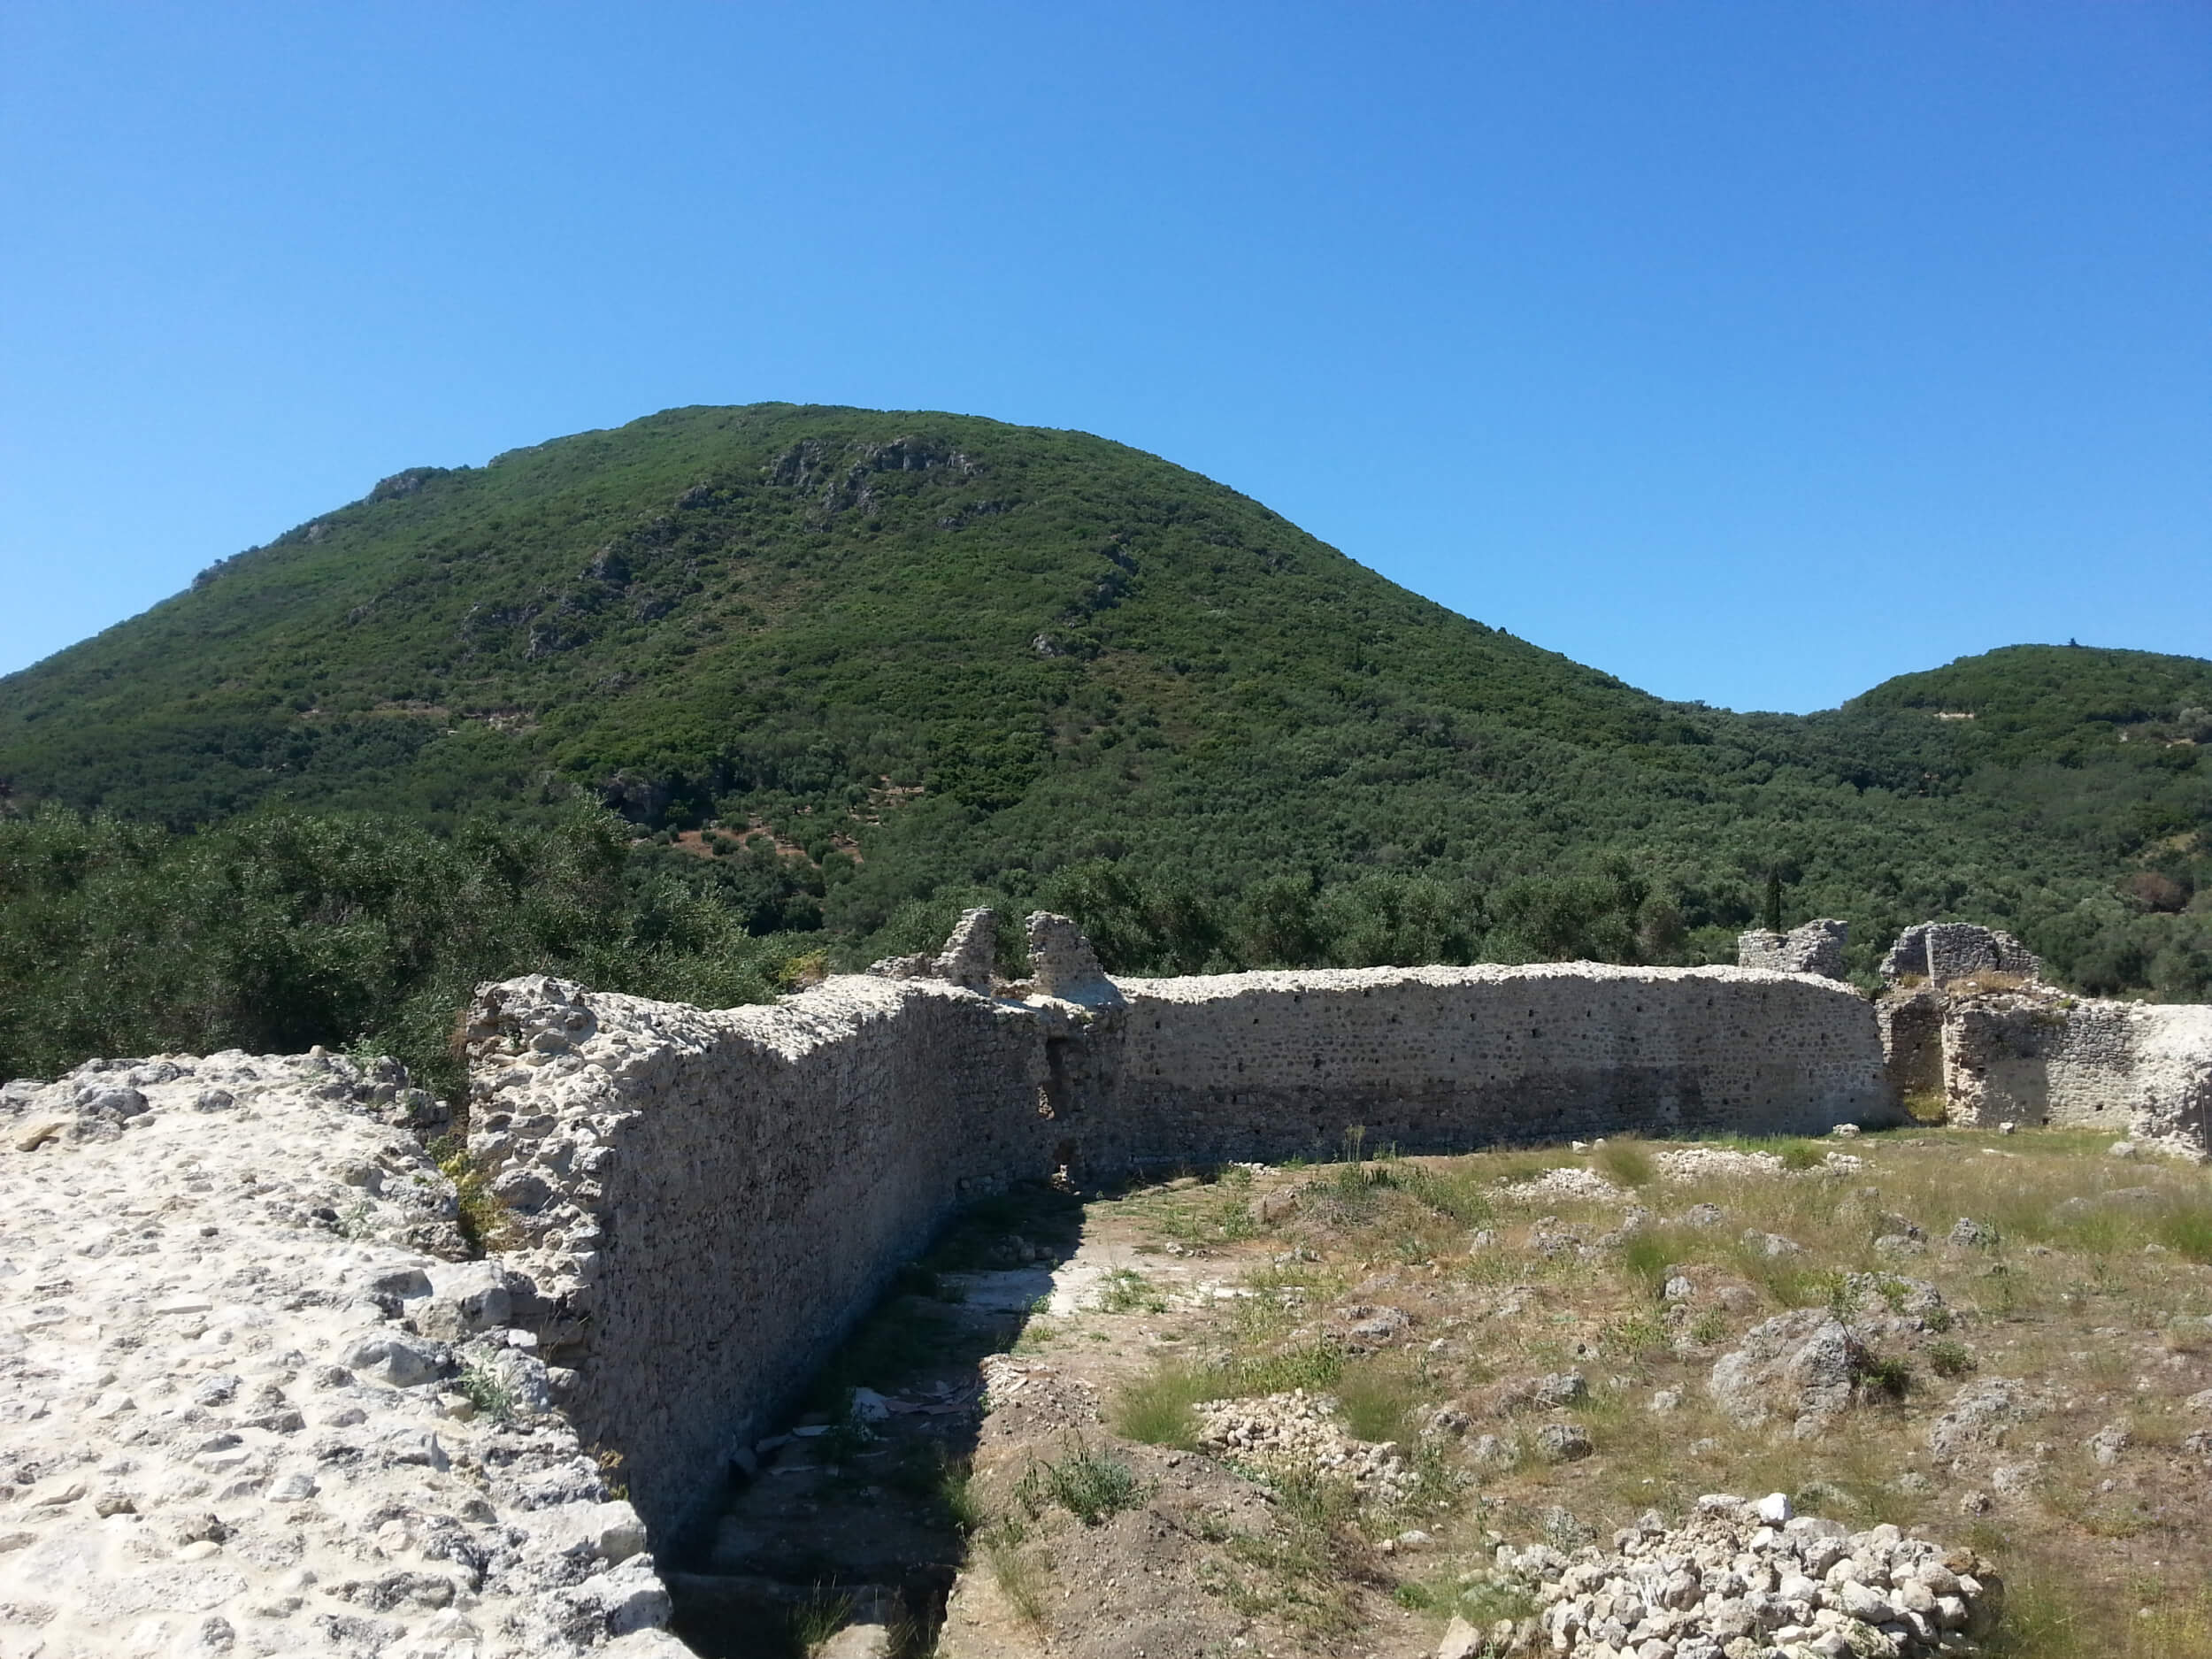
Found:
1876,987 -> 1947,1106
1938,991 -> 2212,1155
1879,923 -> 2043,987
462,956 -> 1892,1551
1095,964 -> 1892,1171
0,1050 -> 687,1659
0,941 -> 1905,1656
461,974 -> 1091,1549
1735,919 -> 1850,979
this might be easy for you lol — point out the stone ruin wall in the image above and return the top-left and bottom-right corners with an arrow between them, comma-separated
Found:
461,974 -> 1070,1555
1879,922 -> 2043,987
1863,920 -> 2212,1156
9,898 -> 2208,1658
1935,995 -> 2212,1153
1876,988 -> 1947,1104
1734,918 -> 1850,979
0,1050 -> 690,1659
0,921 -> 1924,1656
467,947 -> 1893,1551
1098,963 -> 1891,1172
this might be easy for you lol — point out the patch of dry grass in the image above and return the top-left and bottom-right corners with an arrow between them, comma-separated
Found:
979,1522 -> 1050,1632
1071,1132 -> 2212,1657
1591,1135 -> 1655,1188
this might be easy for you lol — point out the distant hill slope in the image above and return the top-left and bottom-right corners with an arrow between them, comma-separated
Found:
2,403 -> 2207,994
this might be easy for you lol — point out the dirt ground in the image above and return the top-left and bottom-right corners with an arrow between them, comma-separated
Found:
667,1126 -> 2212,1659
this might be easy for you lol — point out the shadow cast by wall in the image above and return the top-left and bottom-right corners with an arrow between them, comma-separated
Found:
664,1185 -> 1086,1659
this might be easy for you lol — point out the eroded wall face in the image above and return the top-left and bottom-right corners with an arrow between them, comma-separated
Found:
468,977 -> 1059,1544
1095,965 -> 1891,1170
1877,990 -> 1947,1106
465,962 -> 1892,1547
1940,995 -> 2212,1152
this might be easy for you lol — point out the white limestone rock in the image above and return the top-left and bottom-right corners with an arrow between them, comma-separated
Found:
1707,1310 -> 1866,1438
0,1048 -> 669,1659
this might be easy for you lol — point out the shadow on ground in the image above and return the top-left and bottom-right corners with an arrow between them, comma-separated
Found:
665,1185 -> 1085,1658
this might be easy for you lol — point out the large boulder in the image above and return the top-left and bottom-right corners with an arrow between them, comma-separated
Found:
1707,1309 -> 1866,1439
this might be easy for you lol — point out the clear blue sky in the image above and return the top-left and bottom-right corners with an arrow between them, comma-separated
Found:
2,3 -> 2205,710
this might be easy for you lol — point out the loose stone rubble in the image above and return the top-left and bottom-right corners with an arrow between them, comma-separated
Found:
1498,1148 -> 1865,1208
1191,1391 -> 1419,1504
0,1052 -> 683,1659
1461,1493 -> 2000,1659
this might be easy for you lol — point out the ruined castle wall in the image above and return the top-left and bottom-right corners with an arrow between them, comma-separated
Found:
459,959 -> 1894,1559
465,976 -> 1062,1546
1736,919 -> 1849,979
1940,995 -> 2212,1154
1088,964 -> 1893,1171
0,1051 -> 689,1659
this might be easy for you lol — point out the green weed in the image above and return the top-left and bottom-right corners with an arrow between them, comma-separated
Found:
1617,1229 -> 1680,1298
979,1519 -> 1048,1630
935,1453 -> 982,1534
1333,1357 -> 1426,1442
457,1360 -> 518,1425
1593,1136 -> 1655,1187
1111,1364 -> 1209,1448
1015,1439 -> 1147,1525
2156,1203 -> 2212,1265
1113,1344 -> 1345,1447
428,1133 -> 518,1256
1398,1163 -> 1496,1227
1927,1339 -> 1974,1378
1096,1268 -> 1169,1314
789,1585 -> 856,1655
1855,1353 -> 1913,1402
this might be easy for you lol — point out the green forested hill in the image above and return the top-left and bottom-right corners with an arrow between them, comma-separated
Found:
2,404 -> 2208,1084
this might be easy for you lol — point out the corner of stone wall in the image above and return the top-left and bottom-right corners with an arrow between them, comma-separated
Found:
1926,985 -> 2212,1158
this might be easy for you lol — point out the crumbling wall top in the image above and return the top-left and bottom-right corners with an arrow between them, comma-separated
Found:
1880,922 -> 2042,987
1024,910 -> 1122,1007
867,906 -> 999,994
1737,918 -> 1850,979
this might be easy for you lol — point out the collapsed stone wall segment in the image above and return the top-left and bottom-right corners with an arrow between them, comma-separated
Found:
1736,918 -> 1850,979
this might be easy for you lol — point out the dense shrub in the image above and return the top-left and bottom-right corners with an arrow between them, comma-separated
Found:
0,806 -> 806,1100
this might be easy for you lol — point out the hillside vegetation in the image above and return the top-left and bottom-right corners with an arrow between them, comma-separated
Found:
1,404 -> 2207,1083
